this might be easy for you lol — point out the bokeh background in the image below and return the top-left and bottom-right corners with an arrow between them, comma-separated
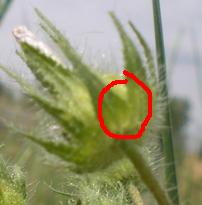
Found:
0,0 -> 202,204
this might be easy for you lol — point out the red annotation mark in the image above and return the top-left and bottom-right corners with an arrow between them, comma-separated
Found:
98,69 -> 152,140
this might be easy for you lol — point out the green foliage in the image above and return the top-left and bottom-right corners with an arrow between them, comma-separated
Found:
55,174 -> 132,205
0,154 -> 26,205
0,9 -> 172,205
1,10 -> 159,173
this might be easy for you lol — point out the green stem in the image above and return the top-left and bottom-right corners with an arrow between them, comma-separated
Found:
152,0 -> 179,204
120,141 -> 173,205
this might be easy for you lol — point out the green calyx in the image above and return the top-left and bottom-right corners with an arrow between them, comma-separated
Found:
0,9 -> 158,173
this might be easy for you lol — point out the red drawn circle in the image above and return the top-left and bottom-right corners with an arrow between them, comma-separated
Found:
97,69 -> 153,140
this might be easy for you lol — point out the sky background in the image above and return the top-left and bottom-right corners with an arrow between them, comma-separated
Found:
0,0 -> 202,151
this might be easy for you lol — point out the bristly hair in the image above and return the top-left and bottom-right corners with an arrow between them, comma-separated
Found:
0,153 -> 26,205
0,9 -> 171,205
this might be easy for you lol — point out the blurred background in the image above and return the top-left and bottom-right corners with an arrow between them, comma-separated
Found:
0,0 -> 202,204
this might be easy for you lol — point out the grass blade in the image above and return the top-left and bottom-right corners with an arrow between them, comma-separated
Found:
152,0 -> 179,204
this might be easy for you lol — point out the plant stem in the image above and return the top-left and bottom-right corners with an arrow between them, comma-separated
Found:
152,0 -> 179,204
120,141 -> 173,205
